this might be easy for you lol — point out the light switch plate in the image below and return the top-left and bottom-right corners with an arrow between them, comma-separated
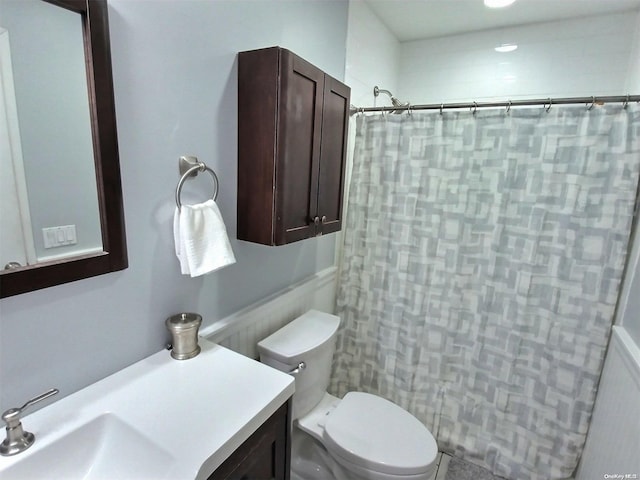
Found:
42,225 -> 77,248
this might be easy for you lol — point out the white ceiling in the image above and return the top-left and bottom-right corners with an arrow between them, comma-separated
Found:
363,0 -> 640,42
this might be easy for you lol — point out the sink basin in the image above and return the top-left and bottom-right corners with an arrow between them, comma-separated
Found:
1,414 -> 175,480
0,340 -> 295,479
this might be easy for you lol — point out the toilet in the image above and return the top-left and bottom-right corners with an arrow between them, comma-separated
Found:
257,310 -> 438,480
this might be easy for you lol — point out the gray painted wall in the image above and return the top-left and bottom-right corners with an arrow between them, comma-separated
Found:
0,0 -> 348,411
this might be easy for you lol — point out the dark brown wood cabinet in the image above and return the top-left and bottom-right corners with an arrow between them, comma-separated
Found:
238,47 -> 350,246
207,401 -> 290,480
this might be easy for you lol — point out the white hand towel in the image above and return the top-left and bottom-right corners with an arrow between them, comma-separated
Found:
173,199 -> 236,277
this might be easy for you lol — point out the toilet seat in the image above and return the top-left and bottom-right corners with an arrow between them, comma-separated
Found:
322,392 -> 438,476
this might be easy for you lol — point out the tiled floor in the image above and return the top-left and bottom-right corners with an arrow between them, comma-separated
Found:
428,452 -> 453,480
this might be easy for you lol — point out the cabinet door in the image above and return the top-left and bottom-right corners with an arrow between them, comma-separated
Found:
317,76 -> 350,236
207,402 -> 290,480
275,51 -> 325,245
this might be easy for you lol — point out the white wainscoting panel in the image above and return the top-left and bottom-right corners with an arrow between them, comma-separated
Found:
201,267 -> 337,359
576,326 -> 640,479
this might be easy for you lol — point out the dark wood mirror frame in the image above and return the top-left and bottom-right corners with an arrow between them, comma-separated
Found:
0,0 -> 127,298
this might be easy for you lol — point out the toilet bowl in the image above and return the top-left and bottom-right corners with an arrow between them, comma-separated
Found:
257,310 -> 438,480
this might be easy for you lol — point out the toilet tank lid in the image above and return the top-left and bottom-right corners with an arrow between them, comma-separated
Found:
257,310 -> 340,362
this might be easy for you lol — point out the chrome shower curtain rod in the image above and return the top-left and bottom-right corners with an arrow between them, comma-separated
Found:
349,94 -> 640,115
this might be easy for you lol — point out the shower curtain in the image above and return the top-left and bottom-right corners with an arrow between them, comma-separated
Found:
330,104 -> 640,480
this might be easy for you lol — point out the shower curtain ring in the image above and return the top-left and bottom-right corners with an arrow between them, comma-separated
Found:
623,94 -> 630,109
587,96 -> 596,110
545,98 -> 552,112
440,103 -> 444,115
407,104 -> 412,116
506,100 -> 512,114
471,102 -> 477,115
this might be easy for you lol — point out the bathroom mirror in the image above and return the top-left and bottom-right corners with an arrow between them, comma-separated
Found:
0,0 -> 127,298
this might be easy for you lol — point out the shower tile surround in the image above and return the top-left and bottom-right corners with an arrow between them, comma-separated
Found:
346,8 -> 640,110
397,11 -> 640,104
345,0 -> 400,109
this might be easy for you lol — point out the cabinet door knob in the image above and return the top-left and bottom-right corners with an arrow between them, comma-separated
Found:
313,216 -> 322,236
321,215 -> 327,224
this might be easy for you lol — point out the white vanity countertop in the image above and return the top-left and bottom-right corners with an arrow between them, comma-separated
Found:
0,339 -> 295,479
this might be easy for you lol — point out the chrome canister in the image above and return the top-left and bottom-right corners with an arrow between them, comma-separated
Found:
166,313 -> 202,360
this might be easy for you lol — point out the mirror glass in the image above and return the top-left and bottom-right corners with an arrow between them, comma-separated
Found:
0,0 -> 127,298
0,0 -> 102,269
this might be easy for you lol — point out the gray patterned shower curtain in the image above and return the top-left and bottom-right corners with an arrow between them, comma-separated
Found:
330,104 -> 640,480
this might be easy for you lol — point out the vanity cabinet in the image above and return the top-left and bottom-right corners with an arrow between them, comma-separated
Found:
238,46 -> 350,246
208,401 -> 290,480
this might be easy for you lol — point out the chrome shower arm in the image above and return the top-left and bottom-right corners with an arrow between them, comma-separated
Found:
373,85 -> 410,112
374,86 -> 394,98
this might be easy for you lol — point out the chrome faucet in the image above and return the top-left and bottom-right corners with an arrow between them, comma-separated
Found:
0,388 -> 59,456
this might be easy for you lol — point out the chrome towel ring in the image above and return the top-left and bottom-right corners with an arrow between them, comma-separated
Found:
175,156 -> 219,210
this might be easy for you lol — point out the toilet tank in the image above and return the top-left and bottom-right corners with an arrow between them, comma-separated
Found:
257,310 -> 340,419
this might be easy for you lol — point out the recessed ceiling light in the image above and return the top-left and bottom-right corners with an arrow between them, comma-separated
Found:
484,0 -> 516,8
495,44 -> 518,53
